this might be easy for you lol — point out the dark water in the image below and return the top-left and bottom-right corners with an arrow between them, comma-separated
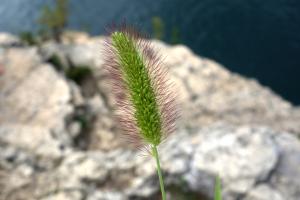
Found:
1,0 -> 299,105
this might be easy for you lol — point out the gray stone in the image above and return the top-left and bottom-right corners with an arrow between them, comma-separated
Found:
0,47 -> 75,158
1,32 -> 300,200
244,184 -> 283,200
40,37 -> 105,69
39,33 -> 300,138
160,44 -> 300,136
87,191 -> 125,200
41,190 -> 84,200
270,132 -> 300,199
185,125 -> 278,195
0,125 -> 70,158
0,33 -> 20,47
33,124 -> 297,200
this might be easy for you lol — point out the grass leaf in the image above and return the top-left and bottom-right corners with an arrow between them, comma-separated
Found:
214,175 -> 222,200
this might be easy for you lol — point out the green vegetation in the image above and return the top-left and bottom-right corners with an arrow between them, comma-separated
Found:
152,16 -> 165,40
112,30 -> 166,200
214,175 -> 222,200
47,54 -> 92,84
151,16 -> 180,44
38,0 -> 68,42
19,32 -> 38,46
112,31 -> 163,146
170,26 -> 180,44
167,185 -> 208,200
47,54 -> 65,71
65,66 -> 92,84
107,29 -> 178,200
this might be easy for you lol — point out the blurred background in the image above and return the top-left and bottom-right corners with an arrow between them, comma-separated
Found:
1,1 -> 300,200
0,0 -> 299,104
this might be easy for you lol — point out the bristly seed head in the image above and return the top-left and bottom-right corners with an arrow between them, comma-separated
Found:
103,26 -> 177,148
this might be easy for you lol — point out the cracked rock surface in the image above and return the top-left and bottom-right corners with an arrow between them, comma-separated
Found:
0,32 -> 300,200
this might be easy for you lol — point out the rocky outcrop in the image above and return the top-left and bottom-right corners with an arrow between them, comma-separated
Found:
39,37 -> 300,137
0,33 -> 21,47
162,44 -> 300,135
1,124 -> 299,200
0,47 -> 76,158
0,32 -> 300,200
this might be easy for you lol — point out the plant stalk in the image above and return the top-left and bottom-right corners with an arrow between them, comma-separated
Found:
152,145 -> 166,200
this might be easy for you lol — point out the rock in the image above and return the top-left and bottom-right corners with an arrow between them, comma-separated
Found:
0,33 -> 20,47
38,34 -> 300,155
185,125 -> 278,197
0,47 -> 75,158
0,47 -> 42,92
0,125 -> 70,158
61,31 -> 91,44
270,132 -> 300,199
10,124 -> 296,200
0,168 -> 34,200
1,32 -> 300,200
40,35 -> 300,141
57,152 -> 109,188
87,191 -> 124,200
0,48 -> 71,129
160,44 -> 300,136
244,184 -> 283,200
40,37 -> 105,69
42,191 -> 84,200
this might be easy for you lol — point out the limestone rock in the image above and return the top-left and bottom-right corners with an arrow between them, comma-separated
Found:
270,132 -> 300,199
1,32 -> 300,200
244,184 -> 283,200
40,36 -> 300,140
184,126 -> 277,195
40,37 -> 105,69
42,191 -> 84,200
0,47 -> 75,158
0,125 -> 70,158
0,33 -> 20,47
87,191 -> 124,200
160,43 -> 300,136
19,124 -> 298,200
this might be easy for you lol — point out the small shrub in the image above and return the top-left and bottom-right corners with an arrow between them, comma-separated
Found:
170,26 -> 180,44
167,185 -> 208,200
19,32 -> 37,46
47,54 -> 65,71
38,0 -> 68,42
152,16 -> 165,40
65,66 -> 92,84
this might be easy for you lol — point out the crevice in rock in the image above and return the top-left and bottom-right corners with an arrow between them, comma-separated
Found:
130,184 -> 209,200
70,104 -> 96,150
238,135 -> 282,200
253,134 -> 281,187
43,52 -> 114,150
90,71 -> 113,111
254,156 -> 280,187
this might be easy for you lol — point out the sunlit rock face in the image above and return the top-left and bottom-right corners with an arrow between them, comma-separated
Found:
0,32 -> 299,200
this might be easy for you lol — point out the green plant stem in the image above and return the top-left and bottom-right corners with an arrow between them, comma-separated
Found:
214,175 -> 222,200
152,145 -> 166,200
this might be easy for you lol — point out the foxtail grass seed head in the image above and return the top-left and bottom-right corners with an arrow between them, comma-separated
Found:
103,26 -> 177,148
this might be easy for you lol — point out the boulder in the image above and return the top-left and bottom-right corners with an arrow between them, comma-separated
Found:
159,43 -> 300,136
6,124 -> 299,200
1,32 -> 300,200
0,33 -> 21,47
0,47 -> 75,158
40,36 -> 300,143
244,184 -> 283,200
